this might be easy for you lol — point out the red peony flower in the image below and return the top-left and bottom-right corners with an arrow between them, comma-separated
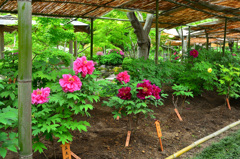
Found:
59,74 -> 82,93
137,80 -> 153,100
174,52 -> 177,55
116,71 -> 130,84
117,87 -> 132,100
189,49 -> 199,58
73,56 -> 95,77
175,56 -> 180,60
32,87 -> 50,105
152,84 -> 161,99
232,53 -> 236,56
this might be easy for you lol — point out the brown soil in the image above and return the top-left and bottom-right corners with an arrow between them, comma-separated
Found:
5,91 -> 240,159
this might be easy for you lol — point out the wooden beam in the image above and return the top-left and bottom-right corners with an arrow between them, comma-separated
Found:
90,18 -> 93,60
82,0 -> 115,16
17,0 -> 33,158
155,0 -> 159,64
223,18 -> 227,56
163,0 -> 240,20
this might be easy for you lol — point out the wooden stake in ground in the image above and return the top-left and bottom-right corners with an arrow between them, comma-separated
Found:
154,120 -> 163,151
174,108 -> 183,121
226,98 -> 231,110
61,143 -> 81,159
125,131 -> 131,147
172,95 -> 183,121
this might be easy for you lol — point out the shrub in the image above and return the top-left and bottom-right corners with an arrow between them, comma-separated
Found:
100,53 -> 123,66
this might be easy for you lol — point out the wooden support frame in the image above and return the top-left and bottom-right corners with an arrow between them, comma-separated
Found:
0,26 -> 4,59
18,0 -> 33,158
69,40 -> 73,69
188,26 -> 191,51
205,29 -> 209,50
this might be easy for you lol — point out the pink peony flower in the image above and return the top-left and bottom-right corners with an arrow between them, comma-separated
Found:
190,49 -> 199,58
59,74 -> 82,93
137,80 -> 153,100
152,84 -> 161,99
116,71 -> 130,84
175,56 -> 180,60
32,87 -> 50,105
73,56 -> 95,77
173,52 -> 177,55
97,51 -> 103,56
120,50 -> 124,56
117,87 -> 132,100
232,53 -> 236,56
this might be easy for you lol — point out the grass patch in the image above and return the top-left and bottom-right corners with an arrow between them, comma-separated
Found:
193,129 -> 240,159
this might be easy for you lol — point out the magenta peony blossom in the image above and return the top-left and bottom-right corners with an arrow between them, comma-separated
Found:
174,52 -> 177,55
232,53 -> 236,56
190,49 -> 199,58
97,51 -> 103,56
32,87 -> 50,105
117,87 -> 132,100
116,71 -> 130,84
59,74 -> 82,93
73,56 -> 95,77
152,84 -> 161,99
175,56 -> 180,60
120,50 -> 124,56
137,80 -> 153,100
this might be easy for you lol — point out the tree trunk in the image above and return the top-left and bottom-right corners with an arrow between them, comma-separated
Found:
127,12 -> 153,60
228,39 -> 234,53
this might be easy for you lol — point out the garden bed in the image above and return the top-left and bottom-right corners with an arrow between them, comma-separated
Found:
6,91 -> 240,159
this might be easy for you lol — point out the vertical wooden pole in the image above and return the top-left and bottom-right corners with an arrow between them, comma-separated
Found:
69,40 -> 73,69
155,0 -> 159,64
0,26 -> 4,59
18,0 -> 32,158
90,18 -> 93,60
74,40 -> 77,57
205,29 -> 209,50
237,38 -> 238,52
181,26 -> 184,63
14,33 -> 16,47
223,18 -> 227,56
188,26 -> 191,51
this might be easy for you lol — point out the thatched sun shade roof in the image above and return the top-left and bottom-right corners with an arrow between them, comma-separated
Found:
165,37 -> 217,46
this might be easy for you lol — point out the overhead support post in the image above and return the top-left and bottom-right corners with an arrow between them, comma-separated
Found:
0,26 -> 4,59
205,29 -> 209,50
69,40 -> 73,69
237,38 -> 238,52
223,18 -> 227,56
74,40 -> 77,57
181,26 -> 184,63
188,26 -> 191,51
18,0 -> 33,158
155,0 -> 159,64
90,18 -> 94,60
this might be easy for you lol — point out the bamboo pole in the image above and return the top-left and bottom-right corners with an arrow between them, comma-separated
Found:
18,0 -> 33,158
181,26 -> 184,63
166,120 -> 240,159
155,0 -> 159,64
90,18 -> 93,60
223,18 -> 227,56
0,26 -> 4,59
205,29 -> 209,50
69,40 -> 73,69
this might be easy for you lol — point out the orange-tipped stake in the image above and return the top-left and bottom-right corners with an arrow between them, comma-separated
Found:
125,131 -> 131,147
154,120 -> 163,151
60,143 -> 72,159
116,107 -> 123,121
174,108 -> 183,121
226,98 -> 231,110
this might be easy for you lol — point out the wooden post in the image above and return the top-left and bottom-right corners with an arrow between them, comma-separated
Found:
18,0 -> 33,158
0,26 -> 4,59
205,29 -> 209,50
223,18 -> 227,56
90,18 -> 93,60
181,26 -> 184,63
237,38 -> 238,52
155,0 -> 159,64
14,33 -> 16,47
74,40 -> 77,57
188,26 -> 191,51
69,40 -> 73,69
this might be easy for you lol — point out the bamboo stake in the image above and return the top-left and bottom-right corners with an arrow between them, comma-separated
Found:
166,120 -> 240,159
74,40 -> 77,57
18,0 -> 33,158
0,26 -> 4,59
